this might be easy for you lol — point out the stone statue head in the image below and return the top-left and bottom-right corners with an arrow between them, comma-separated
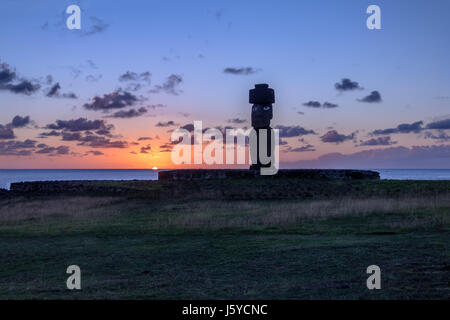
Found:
249,84 -> 275,128
251,104 -> 273,128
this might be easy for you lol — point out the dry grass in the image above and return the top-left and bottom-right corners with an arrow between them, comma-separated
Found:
155,195 -> 450,230
0,196 -> 122,224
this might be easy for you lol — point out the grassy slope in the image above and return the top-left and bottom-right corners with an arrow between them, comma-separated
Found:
0,179 -> 449,299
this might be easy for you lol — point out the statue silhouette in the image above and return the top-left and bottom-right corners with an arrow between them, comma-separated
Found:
249,83 -> 275,171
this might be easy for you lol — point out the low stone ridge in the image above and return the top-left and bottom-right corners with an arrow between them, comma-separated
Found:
158,169 -> 380,181
9,180 -> 144,195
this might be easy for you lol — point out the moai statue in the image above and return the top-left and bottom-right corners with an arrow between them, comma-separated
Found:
249,83 -> 275,171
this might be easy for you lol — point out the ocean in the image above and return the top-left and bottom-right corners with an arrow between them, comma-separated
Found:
0,169 -> 449,190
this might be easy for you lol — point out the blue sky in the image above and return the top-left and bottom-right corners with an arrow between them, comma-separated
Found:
0,0 -> 449,168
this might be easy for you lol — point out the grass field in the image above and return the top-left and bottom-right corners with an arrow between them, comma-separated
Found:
0,179 -> 449,299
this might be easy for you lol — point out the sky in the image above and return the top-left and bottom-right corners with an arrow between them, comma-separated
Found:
0,0 -> 449,169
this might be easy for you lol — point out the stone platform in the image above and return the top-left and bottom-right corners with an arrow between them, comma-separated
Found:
158,169 -> 380,180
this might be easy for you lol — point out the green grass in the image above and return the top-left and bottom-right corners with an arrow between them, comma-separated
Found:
0,179 -> 449,299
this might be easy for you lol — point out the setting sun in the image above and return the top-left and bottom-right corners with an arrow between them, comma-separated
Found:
152,166 -> 158,171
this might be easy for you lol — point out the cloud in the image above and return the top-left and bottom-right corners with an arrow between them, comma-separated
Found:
38,130 -> 61,138
0,125 -> 15,139
180,124 -> 195,132
108,107 -> 148,118
227,118 -> 246,124
320,130 -> 355,144
140,144 -> 151,154
371,121 -> 423,135
334,78 -> 362,91
119,71 -> 151,82
322,102 -> 338,108
150,74 -> 183,95
10,115 -> 31,128
85,74 -> 102,82
45,118 -> 113,132
426,118 -> 450,130
35,145 -> 70,156
0,139 -> 36,156
284,144 -> 316,152
84,16 -> 109,36
223,67 -> 259,75
137,136 -> 152,141
358,90 -> 382,103
357,136 -> 397,146
0,62 -> 40,95
283,145 -> 450,169
302,101 -> 321,108
156,120 -> 179,127
85,150 -> 104,156
423,131 -> 450,142
76,135 -> 128,149
46,82 -> 77,99
83,91 -> 138,111
274,125 -> 316,138
158,143 -> 173,152
302,101 -> 338,108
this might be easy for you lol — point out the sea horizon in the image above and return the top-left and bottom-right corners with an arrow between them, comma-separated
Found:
1,168 -> 450,190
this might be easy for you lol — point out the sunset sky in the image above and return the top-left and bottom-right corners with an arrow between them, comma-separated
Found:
1,0 -> 449,169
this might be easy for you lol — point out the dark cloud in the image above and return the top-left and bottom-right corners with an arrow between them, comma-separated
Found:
158,143 -> 173,152
227,118 -> 246,124
302,101 -> 321,108
358,90 -> 382,103
371,121 -> 423,135
138,136 -> 152,141
83,91 -> 138,111
85,150 -> 104,156
119,71 -> 151,82
46,118 -> 113,132
38,130 -> 61,138
302,101 -> 338,108
150,74 -> 183,95
274,125 -> 316,138
3,80 -> 40,95
0,139 -> 36,156
357,136 -> 397,146
109,107 -> 148,118
35,145 -> 70,155
0,63 -> 16,84
426,118 -> 450,130
46,83 -> 60,97
322,102 -> 338,108
61,132 -> 82,141
0,125 -> 15,139
423,131 -> 450,142
46,82 -> 77,99
223,67 -> 259,75
284,144 -> 316,152
320,130 -> 355,144
84,16 -> 109,36
10,115 -> 31,128
0,62 -> 40,95
140,144 -> 151,154
156,120 -> 179,127
334,78 -> 362,91
76,135 -> 128,149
